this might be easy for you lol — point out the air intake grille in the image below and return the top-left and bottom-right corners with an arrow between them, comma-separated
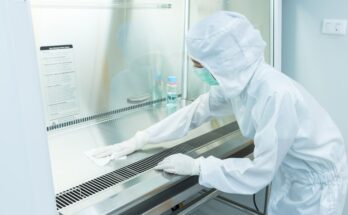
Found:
55,122 -> 238,211
47,95 -> 180,132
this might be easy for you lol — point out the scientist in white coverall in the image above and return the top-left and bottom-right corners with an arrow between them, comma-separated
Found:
93,11 -> 348,214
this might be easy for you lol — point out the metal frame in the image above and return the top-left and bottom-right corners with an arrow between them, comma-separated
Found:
174,189 -> 220,215
215,195 -> 263,215
142,184 -> 204,215
270,0 -> 275,67
181,0 -> 191,100
273,0 -> 282,71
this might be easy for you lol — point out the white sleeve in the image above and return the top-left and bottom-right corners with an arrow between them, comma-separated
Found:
198,93 -> 299,194
144,93 -> 211,144
144,86 -> 233,144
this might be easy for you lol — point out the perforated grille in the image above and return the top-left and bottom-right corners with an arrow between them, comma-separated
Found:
47,96 -> 184,132
55,122 -> 238,211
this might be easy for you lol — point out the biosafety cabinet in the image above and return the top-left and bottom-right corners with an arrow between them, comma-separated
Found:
25,0 -> 281,214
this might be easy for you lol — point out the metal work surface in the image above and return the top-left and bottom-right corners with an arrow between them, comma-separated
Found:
48,103 -> 251,214
55,123 -> 236,209
48,102 -> 234,193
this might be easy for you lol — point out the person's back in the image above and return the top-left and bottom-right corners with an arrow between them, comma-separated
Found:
242,64 -> 348,214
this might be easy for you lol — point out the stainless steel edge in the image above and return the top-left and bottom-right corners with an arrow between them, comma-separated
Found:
176,190 -> 220,215
142,184 -> 204,215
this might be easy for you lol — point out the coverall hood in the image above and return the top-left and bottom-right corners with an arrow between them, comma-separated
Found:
186,11 -> 266,98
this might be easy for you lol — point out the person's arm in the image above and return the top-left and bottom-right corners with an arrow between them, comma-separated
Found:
145,86 -> 233,144
198,92 -> 299,194
91,86 -> 233,159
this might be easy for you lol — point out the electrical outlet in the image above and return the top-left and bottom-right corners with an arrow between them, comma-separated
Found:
322,19 -> 347,35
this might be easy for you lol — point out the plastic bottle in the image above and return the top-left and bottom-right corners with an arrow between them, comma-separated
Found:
166,75 -> 177,108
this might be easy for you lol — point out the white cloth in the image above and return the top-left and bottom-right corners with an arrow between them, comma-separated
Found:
143,11 -> 348,214
85,149 -> 126,166
86,131 -> 148,166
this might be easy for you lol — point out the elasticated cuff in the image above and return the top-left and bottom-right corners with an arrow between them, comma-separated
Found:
198,156 -> 222,188
134,131 -> 150,150
192,157 -> 205,176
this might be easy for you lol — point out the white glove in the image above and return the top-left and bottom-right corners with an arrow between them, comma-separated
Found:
154,153 -> 203,176
91,131 -> 149,159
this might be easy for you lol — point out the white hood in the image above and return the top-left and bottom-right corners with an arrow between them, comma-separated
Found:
186,11 -> 266,98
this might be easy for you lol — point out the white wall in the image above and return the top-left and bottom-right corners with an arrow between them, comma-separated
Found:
282,0 -> 348,213
0,1 -> 56,215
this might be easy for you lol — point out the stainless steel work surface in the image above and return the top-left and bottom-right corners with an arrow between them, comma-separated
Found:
47,102 -> 251,214
48,102 -> 234,193
60,127 -> 250,215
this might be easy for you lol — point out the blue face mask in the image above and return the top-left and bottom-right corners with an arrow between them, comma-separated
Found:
193,67 -> 219,86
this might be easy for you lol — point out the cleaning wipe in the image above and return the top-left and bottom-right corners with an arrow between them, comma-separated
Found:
84,149 -> 127,166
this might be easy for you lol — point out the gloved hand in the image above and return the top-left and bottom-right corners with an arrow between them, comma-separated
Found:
91,131 -> 149,159
154,153 -> 203,176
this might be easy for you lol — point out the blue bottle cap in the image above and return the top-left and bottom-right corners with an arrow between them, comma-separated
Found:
167,75 -> 176,84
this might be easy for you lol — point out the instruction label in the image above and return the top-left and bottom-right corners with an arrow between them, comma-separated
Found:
40,45 -> 79,124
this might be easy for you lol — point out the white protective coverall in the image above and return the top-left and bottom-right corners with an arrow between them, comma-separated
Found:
139,11 -> 348,214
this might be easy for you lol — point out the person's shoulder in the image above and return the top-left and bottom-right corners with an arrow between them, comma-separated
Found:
248,68 -> 298,110
254,68 -> 295,96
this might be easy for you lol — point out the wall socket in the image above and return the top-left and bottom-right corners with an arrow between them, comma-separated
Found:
322,19 -> 347,35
